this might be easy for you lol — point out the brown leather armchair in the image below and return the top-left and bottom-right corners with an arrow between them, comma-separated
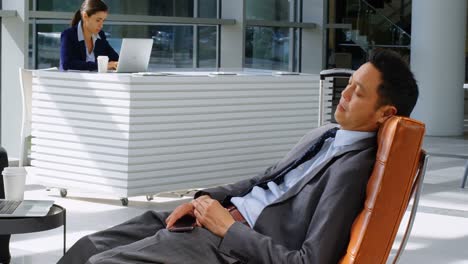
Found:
340,116 -> 427,264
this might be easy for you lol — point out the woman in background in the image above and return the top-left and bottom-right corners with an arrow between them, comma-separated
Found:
60,0 -> 118,71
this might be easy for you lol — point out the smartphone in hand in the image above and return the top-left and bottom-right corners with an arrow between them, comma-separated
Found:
167,215 -> 196,232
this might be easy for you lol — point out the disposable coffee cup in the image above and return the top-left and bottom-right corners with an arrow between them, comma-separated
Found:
2,167 -> 27,200
97,56 -> 109,73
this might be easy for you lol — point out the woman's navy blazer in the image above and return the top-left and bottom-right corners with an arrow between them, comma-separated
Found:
60,26 -> 119,71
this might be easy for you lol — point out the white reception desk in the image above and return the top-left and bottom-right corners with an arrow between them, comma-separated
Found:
30,70 -> 321,199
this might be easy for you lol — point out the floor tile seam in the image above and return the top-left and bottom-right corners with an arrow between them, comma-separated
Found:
415,205 -> 468,218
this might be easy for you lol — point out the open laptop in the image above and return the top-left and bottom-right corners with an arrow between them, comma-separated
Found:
0,199 -> 54,217
115,38 -> 154,73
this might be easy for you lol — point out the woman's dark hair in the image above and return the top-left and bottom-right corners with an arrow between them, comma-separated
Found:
71,0 -> 109,27
369,49 -> 419,117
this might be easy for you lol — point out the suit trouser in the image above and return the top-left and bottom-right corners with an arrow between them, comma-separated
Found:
0,147 -> 11,263
58,210 -> 240,264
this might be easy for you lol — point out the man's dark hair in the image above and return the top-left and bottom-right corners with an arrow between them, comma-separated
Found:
369,49 -> 419,117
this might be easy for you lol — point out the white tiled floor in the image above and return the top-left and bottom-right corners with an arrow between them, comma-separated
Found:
8,135 -> 468,264
10,187 -> 189,264
391,135 -> 468,264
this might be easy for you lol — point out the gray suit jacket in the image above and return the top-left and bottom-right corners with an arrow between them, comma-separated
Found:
197,124 -> 377,264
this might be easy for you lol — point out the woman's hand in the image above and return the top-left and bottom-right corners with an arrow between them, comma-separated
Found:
107,61 -> 118,70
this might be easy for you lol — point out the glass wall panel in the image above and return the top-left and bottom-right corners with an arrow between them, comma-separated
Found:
198,0 -> 217,18
325,0 -> 411,70
31,23 -> 197,69
198,26 -> 217,67
35,24 -> 67,69
293,28 -> 300,72
28,24 -> 34,69
35,0 -> 197,17
246,0 -> 292,21
245,26 -> 289,71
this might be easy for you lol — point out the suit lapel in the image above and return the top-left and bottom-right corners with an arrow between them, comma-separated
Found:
264,124 -> 339,181
79,41 -> 87,61
270,136 -> 376,205
94,39 -> 103,57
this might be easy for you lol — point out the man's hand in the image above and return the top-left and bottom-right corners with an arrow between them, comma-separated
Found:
192,198 -> 235,237
165,195 -> 210,229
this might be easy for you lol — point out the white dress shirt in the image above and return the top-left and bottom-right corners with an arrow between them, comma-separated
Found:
77,20 -> 101,63
231,129 -> 375,227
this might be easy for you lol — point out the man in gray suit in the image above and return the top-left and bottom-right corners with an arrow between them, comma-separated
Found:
59,49 -> 419,264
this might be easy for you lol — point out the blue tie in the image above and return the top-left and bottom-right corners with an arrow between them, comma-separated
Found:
258,127 -> 339,187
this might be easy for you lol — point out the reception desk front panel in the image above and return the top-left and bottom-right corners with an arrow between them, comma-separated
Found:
30,71 -> 321,197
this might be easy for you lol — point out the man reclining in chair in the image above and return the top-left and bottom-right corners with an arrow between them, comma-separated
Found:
59,49 -> 418,264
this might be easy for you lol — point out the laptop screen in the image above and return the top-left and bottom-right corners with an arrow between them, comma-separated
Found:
115,38 -> 153,73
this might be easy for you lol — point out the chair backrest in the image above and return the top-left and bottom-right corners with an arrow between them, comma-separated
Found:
19,68 -> 33,167
339,116 -> 426,264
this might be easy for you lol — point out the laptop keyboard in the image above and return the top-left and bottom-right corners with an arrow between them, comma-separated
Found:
0,200 -> 22,214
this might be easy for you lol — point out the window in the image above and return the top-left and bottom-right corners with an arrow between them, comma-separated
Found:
246,0 -> 292,21
34,0 -> 197,17
244,0 -> 302,71
27,0 -> 312,71
245,27 -> 290,71
29,0 -> 220,69
198,26 -> 217,67
31,24 -> 208,69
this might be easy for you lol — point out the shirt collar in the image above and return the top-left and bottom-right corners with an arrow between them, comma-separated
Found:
333,129 -> 376,148
77,20 -> 101,42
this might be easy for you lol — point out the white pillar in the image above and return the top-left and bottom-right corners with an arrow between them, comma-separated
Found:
301,0 -> 326,73
219,0 -> 245,69
410,0 -> 467,136
1,0 -> 28,159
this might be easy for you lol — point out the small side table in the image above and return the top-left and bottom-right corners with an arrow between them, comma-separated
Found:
0,204 -> 66,255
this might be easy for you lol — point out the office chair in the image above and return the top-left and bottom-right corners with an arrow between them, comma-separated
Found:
339,116 -> 427,264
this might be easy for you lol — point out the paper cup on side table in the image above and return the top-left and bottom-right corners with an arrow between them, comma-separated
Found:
2,167 -> 27,200
97,56 -> 109,73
